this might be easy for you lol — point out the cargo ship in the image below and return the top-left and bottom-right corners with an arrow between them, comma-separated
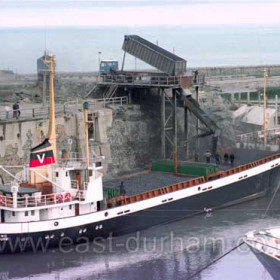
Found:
244,227 -> 280,280
1,54 -> 280,254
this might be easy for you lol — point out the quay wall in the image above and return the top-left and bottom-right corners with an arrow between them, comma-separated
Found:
0,104 -> 163,180
0,108 -> 113,181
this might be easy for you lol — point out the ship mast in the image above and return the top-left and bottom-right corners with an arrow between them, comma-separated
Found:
263,69 -> 268,146
47,54 -> 57,162
83,102 -> 90,183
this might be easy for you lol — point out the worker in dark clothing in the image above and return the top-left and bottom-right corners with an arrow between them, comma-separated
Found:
119,181 -> 126,196
224,153 -> 229,164
17,102 -> 21,118
230,153 -> 235,166
215,153 -> 220,165
12,102 -> 17,118
12,102 -> 20,119
193,70 -> 199,84
204,151 -> 212,163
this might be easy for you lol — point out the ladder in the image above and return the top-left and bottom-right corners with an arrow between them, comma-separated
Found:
104,84 -> 118,101
84,84 -> 99,98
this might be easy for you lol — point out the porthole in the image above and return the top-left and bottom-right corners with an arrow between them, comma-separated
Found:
45,235 -> 50,240
79,229 -> 83,234
54,221 -> 59,227
99,225 -> 103,230
21,237 -> 26,242
105,212 -> 108,217
83,228 -> 87,233
95,225 -> 99,230
60,232 -> 65,237
50,234 -> 55,239
198,187 -> 201,191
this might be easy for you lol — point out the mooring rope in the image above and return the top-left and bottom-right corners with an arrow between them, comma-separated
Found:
186,241 -> 245,280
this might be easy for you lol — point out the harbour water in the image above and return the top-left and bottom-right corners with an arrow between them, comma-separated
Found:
1,24 -> 280,74
1,193 -> 279,280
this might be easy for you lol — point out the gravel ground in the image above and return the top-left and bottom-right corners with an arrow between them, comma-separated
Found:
103,172 -> 194,196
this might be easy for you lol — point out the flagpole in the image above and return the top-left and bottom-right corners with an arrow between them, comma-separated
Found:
83,102 -> 90,184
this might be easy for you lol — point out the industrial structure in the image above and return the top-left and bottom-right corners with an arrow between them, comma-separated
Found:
88,35 -> 218,163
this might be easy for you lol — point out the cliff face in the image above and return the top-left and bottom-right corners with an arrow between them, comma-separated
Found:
107,105 -> 161,176
106,92 -> 237,174
199,92 -> 236,149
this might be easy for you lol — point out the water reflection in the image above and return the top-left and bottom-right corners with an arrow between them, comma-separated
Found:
1,194 -> 279,280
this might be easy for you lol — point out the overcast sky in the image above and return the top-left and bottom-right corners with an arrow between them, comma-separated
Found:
0,0 -> 280,28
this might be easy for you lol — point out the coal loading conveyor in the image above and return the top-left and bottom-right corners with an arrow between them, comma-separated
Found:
122,35 -> 218,129
179,93 -> 218,135
122,35 -> 187,76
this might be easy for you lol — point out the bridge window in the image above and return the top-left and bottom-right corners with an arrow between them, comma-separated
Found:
25,211 -> 28,216
274,116 -> 280,125
96,162 -> 102,168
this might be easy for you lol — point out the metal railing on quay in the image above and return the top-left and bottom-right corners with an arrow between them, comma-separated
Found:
86,96 -> 128,107
0,97 -> 128,123
0,105 -> 71,122
101,75 -> 180,86
236,128 -> 280,144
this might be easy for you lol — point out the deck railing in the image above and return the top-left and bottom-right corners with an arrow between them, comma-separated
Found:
57,157 -> 103,169
0,191 -> 83,209
113,152 -> 280,207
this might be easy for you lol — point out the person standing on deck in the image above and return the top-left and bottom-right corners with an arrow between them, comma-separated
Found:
4,104 -> 10,119
224,153 -> 229,164
119,181 -> 126,196
215,153 -> 221,165
204,151 -> 212,163
230,153 -> 235,166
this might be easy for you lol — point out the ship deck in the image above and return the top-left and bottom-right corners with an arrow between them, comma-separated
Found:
104,148 -> 276,196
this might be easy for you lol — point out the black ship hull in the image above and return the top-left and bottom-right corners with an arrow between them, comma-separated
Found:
1,166 -> 280,254
252,249 -> 280,280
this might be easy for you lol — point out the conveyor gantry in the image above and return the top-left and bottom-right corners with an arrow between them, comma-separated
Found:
179,94 -> 218,134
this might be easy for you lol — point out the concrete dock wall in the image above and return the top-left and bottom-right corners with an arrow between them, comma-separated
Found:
192,65 -> 280,78
0,108 -> 113,180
